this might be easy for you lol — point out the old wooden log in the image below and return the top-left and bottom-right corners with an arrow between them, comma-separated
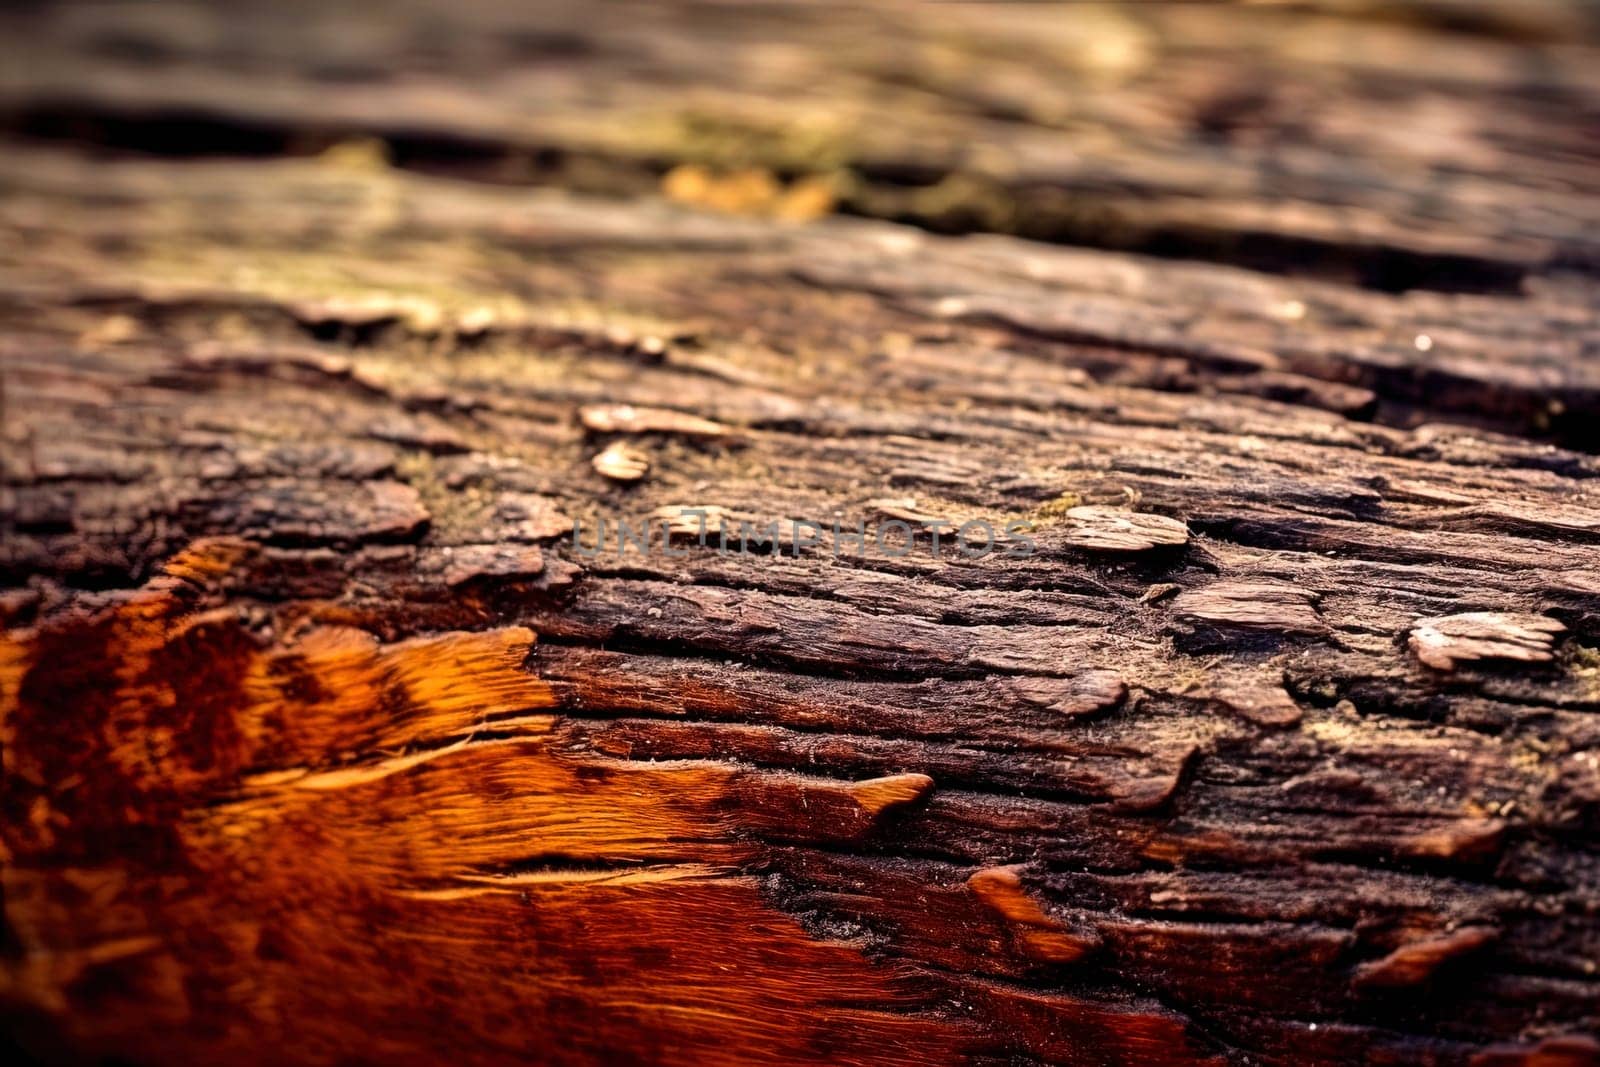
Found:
2,2 -> 1599,1065
5,0 -> 1599,292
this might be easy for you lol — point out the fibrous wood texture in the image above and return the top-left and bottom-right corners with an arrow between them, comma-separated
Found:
2,2 -> 1599,1065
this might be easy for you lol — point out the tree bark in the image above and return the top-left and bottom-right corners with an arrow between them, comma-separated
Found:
2,3 -> 1599,1066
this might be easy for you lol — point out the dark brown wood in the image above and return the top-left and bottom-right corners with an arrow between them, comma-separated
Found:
2,3 -> 1599,1065
4,0 -> 1599,293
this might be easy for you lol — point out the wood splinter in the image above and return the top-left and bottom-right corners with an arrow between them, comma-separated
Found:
1058,506 -> 1190,553
592,441 -> 652,483
1408,611 -> 1567,671
580,403 -> 732,439
967,866 -> 1101,965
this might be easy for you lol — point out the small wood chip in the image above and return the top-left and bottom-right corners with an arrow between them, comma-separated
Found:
967,866 -> 1100,964
419,544 -> 545,587
1408,611 -> 1566,671
592,441 -> 651,482
1008,671 -> 1127,717
649,504 -> 738,539
579,403 -> 730,438
1060,506 -> 1188,552
843,773 -> 936,818
1140,583 -> 1181,605
866,497 -> 946,526
1172,580 -> 1324,634
1400,818 -> 1505,862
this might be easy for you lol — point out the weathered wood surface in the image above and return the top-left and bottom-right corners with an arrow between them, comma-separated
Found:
3,2 -> 1600,1065
3,0 -> 1600,290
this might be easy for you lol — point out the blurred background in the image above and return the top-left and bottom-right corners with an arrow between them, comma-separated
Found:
1,0 -> 1597,294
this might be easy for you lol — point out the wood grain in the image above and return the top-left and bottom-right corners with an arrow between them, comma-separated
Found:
2,2 -> 1599,1064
